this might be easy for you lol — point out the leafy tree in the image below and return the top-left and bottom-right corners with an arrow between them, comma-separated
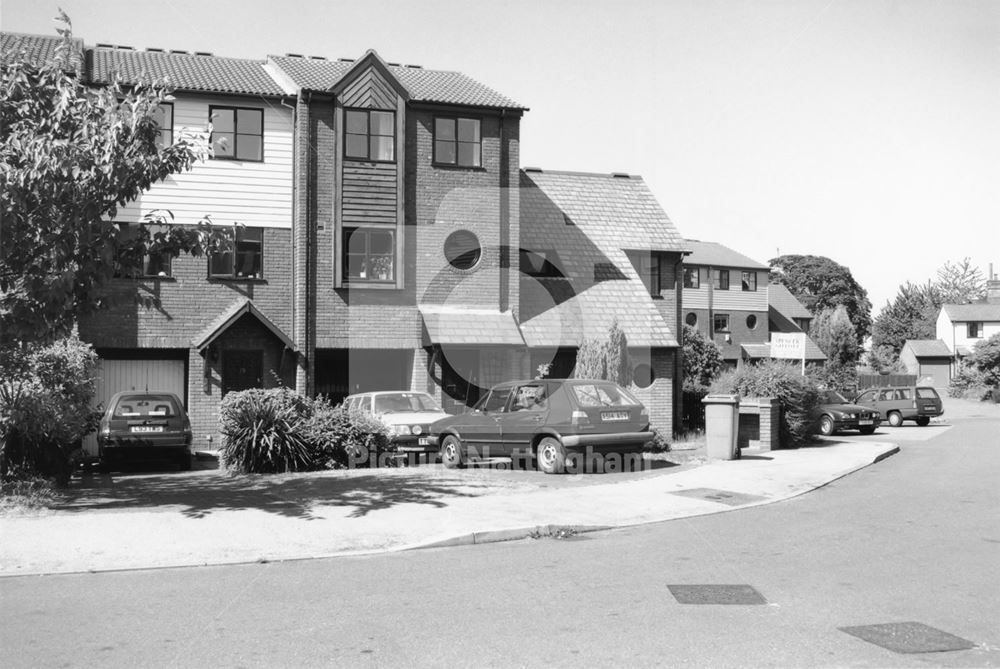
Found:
969,333 -> 1000,387
936,257 -> 986,305
682,324 -> 723,391
574,320 -> 631,385
0,14 -> 229,346
870,281 -> 940,355
769,254 -> 872,346
809,305 -> 859,391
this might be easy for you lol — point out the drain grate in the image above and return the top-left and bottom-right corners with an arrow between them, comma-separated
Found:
839,622 -> 975,654
668,584 -> 767,605
669,488 -> 768,507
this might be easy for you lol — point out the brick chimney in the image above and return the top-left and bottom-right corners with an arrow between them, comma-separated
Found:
988,263 -> 1000,304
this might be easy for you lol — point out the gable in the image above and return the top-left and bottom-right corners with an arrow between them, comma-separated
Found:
341,65 -> 399,109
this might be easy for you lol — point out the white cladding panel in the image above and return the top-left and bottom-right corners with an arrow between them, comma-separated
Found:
116,95 -> 293,229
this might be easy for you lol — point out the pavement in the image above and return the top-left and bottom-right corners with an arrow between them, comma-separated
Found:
0,437 -> 901,577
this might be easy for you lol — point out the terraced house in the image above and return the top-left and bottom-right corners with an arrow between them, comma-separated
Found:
3,31 -> 687,449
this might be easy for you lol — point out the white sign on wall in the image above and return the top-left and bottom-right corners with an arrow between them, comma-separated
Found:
771,332 -> 807,359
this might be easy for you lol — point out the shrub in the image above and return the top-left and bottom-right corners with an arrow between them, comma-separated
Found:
710,360 -> 821,447
643,428 -> 672,453
300,398 -> 390,468
219,388 -> 316,474
948,363 -> 991,400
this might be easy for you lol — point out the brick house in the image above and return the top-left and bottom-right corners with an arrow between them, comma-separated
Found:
4,32 -> 686,445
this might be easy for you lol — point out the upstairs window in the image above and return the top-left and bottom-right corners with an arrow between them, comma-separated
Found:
741,271 -> 757,291
434,117 -> 482,167
967,322 -> 983,338
345,109 -> 395,162
343,227 -> 395,283
713,269 -> 730,291
210,106 -> 263,161
683,267 -> 700,289
152,102 -> 173,148
210,227 -> 264,279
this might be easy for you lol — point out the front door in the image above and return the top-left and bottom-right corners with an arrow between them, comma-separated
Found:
223,350 -> 263,395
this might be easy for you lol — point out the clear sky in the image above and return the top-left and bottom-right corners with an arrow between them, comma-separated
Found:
3,0 -> 998,313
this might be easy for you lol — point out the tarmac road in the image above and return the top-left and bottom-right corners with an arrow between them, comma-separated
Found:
1,400 -> 998,667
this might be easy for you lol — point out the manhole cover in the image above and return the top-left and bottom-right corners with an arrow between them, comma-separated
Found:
669,488 -> 768,506
839,622 -> 975,654
667,584 -> 767,605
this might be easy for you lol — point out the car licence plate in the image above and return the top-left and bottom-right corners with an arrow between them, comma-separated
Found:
859,419 -> 873,426
418,437 -> 429,446
131,426 -> 164,433
601,411 -> 629,422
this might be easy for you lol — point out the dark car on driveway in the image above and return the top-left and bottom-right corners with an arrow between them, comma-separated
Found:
815,390 -> 881,436
97,391 -> 192,470
853,386 -> 943,427
427,379 -> 653,474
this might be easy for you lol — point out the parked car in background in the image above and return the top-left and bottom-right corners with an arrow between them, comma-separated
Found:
427,379 -> 653,474
853,386 -> 943,426
343,391 -> 451,453
97,391 -> 192,470
814,390 -> 881,436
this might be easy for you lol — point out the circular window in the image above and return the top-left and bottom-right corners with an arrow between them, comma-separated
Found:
633,363 -> 655,389
746,314 -> 758,330
685,312 -> 698,327
444,230 -> 482,270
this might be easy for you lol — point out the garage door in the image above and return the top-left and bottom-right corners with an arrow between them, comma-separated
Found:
919,362 -> 951,388
81,358 -> 186,458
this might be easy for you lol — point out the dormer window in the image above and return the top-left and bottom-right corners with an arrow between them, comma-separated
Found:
434,117 -> 481,167
345,109 -> 395,162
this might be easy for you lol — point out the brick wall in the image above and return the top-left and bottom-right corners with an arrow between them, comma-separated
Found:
629,347 -> 675,435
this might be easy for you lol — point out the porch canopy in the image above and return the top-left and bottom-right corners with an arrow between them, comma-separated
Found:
191,297 -> 296,352
418,305 -> 524,346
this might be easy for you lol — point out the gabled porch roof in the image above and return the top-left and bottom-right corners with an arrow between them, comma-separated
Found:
191,298 -> 295,352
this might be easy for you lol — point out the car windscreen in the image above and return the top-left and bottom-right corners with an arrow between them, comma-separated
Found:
822,391 -> 849,404
916,388 -> 940,399
571,383 -> 639,408
113,395 -> 179,418
374,393 -> 443,413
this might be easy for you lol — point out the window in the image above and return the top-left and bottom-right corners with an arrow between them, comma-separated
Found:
210,106 -> 263,161
714,313 -> 730,333
746,314 -> 758,330
520,249 -> 563,278
343,227 -> 395,282
741,271 -> 757,291
210,227 -> 263,278
444,230 -> 482,270
480,387 -> 513,413
712,269 -> 730,291
511,384 -> 548,412
856,390 -> 876,403
794,318 -> 810,331
434,117 -> 482,167
685,312 -> 698,327
115,224 -> 172,278
152,102 -> 173,148
345,109 -> 395,161
683,267 -> 700,289
968,322 -> 983,338
633,363 -> 655,389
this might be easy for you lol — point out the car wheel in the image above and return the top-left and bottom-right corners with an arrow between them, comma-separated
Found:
440,435 -> 464,469
536,436 -> 567,475
915,416 -> 930,427
859,426 -> 876,435
819,415 -> 836,436
887,411 -> 903,427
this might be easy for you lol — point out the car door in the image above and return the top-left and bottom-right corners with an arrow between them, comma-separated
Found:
501,382 -> 550,457
854,389 -> 878,413
457,386 -> 511,459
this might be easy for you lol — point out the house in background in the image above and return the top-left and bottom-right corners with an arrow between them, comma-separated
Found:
741,282 -> 828,367
936,274 -> 1000,364
899,339 -> 953,387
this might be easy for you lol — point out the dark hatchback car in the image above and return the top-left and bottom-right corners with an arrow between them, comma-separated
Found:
427,379 -> 653,474
815,390 -> 881,436
97,391 -> 193,470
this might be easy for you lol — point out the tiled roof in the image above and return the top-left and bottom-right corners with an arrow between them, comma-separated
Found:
1,31 -> 83,72
942,303 -> 1000,322
519,170 -> 683,348
683,239 -> 768,269
419,306 -> 524,345
191,298 -> 295,351
768,282 -> 812,320
903,339 -> 953,358
89,46 -> 287,97
268,55 -> 526,109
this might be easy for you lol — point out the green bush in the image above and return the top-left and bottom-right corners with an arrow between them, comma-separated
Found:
218,389 -> 391,473
219,388 -> 316,474
948,363 -> 991,400
1,336 -> 99,486
710,360 -> 821,447
301,398 -> 389,468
